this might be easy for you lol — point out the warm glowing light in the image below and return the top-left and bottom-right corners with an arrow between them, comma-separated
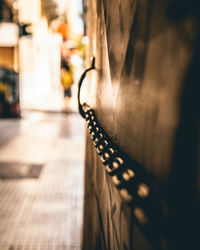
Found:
13,1 -> 18,10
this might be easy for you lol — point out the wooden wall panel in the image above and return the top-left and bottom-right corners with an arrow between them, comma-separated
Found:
82,0 -> 200,249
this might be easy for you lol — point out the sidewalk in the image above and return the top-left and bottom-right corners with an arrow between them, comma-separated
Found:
0,111 -> 85,250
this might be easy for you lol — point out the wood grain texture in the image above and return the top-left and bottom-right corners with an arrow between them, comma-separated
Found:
82,0 -> 200,249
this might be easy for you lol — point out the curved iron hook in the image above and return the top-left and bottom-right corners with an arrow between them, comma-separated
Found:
78,57 -> 96,118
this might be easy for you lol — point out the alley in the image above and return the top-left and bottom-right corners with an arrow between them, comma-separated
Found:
0,111 -> 85,250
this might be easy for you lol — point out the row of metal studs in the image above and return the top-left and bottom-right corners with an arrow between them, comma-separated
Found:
82,105 -> 151,207
82,104 -> 169,248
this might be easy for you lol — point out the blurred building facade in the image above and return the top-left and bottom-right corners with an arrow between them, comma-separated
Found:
0,0 -> 84,112
0,0 -> 18,70
0,1 -> 20,117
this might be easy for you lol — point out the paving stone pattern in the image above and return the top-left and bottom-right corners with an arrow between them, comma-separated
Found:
0,111 -> 85,250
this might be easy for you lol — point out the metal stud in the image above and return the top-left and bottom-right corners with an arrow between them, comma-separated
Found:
108,148 -> 115,155
91,131 -> 96,139
116,157 -> 124,165
137,183 -> 150,198
97,140 -> 109,154
94,138 -> 99,146
122,172 -> 131,181
106,165 -> 112,173
112,161 -> 119,170
88,125 -> 93,132
97,145 -> 104,154
106,161 -> 120,175
134,207 -> 148,225
102,148 -> 115,162
127,169 -> 135,178
120,189 -> 133,202
104,152 -> 110,159
83,107 -> 89,113
112,175 -> 121,186
122,169 -> 135,181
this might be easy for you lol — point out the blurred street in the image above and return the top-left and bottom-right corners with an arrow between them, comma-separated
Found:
0,111 -> 85,250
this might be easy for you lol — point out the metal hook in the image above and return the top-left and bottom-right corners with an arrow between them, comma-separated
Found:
78,57 -> 96,118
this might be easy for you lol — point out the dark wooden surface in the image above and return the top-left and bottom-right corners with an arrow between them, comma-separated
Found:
82,0 -> 200,249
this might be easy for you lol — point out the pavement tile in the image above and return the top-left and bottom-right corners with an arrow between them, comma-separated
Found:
0,111 -> 85,250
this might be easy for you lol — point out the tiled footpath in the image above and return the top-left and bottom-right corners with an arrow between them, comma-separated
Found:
0,111 -> 85,250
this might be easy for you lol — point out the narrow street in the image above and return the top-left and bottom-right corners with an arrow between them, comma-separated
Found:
0,111 -> 85,250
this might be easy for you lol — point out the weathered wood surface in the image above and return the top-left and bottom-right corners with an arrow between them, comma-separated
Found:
82,0 -> 200,249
